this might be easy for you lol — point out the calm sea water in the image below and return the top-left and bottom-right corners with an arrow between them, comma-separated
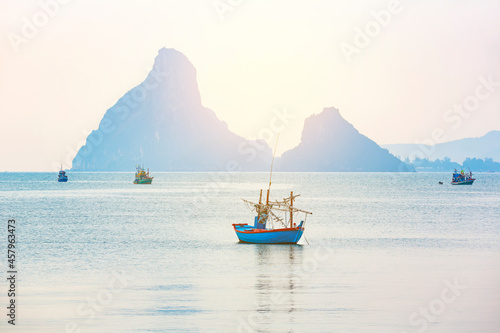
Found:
0,172 -> 499,332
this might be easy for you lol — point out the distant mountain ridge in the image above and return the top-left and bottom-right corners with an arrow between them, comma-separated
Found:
382,131 -> 500,163
409,157 -> 500,172
276,108 -> 414,172
72,48 -> 412,172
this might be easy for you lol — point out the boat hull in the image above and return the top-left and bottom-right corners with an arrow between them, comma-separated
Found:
451,179 -> 475,185
232,224 -> 304,244
58,177 -> 68,182
133,178 -> 153,184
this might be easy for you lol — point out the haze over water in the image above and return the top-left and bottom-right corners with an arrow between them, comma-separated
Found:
1,172 -> 499,332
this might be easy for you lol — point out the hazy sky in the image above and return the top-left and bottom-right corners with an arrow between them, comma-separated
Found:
1,0 -> 499,171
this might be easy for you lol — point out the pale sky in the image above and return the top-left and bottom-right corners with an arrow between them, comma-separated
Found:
1,0 -> 499,171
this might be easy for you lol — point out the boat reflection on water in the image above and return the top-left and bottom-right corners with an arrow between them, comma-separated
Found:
250,244 -> 304,329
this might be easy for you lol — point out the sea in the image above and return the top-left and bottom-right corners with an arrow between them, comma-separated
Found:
0,172 -> 499,332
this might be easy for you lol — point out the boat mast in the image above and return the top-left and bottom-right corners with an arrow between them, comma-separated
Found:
264,134 -> 279,225
268,134 -> 279,196
258,189 -> 263,221
290,191 -> 293,228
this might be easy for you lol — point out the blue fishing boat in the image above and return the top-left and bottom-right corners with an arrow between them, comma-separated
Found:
233,190 -> 311,244
451,168 -> 475,185
58,165 -> 68,182
232,135 -> 312,244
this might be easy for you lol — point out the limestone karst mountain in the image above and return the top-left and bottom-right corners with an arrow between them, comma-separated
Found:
72,48 -> 272,171
276,107 -> 414,172
72,49 -> 412,173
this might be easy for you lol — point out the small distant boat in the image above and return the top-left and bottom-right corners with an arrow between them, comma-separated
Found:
438,181 -> 443,185
451,168 -> 475,185
58,165 -> 68,182
133,165 -> 153,184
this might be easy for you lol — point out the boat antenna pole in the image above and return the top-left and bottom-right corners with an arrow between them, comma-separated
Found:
268,134 -> 280,195
258,189 -> 263,221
